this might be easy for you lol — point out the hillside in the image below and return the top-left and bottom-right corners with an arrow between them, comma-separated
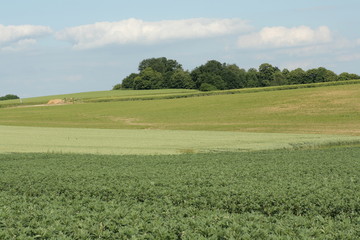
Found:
0,82 -> 359,135
0,89 -> 199,107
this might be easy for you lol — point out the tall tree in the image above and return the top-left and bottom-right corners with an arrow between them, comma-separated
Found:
287,68 -> 306,84
169,70 -> 195,89
191,60 -> 226,89
138,57 -> 182,88
138,57 -> 182,73
115,57 -> 359,91
0,94 -> 19,101
258,63 -> 279,86
221,64 -> 247,89
339,72 -> 360,80
306,67 -> 338,83
246,68 -> 260,87
133,67 -> 163,90
121,73 -> 138,89
271,71 -> 288,86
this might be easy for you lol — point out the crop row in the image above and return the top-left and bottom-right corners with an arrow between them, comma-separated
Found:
1,147 -> 360,239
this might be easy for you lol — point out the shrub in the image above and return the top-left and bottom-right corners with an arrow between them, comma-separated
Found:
199,83 -> 218,91
112,84 -> 122,90
0,94 -> 20,101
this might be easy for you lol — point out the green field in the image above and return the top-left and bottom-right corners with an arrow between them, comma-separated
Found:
0,83 -> 359,135
1,125 -> 359,155
0,89 -> 199,107
2,80 -> 359,107
1,148 -> 360,239
1,82 -> 360,238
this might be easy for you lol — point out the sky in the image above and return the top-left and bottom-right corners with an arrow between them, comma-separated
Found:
1,0 -> 360,98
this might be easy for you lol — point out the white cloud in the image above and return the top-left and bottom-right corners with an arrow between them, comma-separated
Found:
337,53 -> 360,62
1,39 -> 38,51
56,18 -> 252,49
238,26 -> 332,49
279,45 -> 332,57
0,24 -> 52,44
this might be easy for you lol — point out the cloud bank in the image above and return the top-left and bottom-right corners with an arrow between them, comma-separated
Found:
238,26 -> 332,49
0,24 -> 52,47
56,18 -> 252,49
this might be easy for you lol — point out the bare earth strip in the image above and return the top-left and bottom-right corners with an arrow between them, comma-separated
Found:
1,125 -> 359,155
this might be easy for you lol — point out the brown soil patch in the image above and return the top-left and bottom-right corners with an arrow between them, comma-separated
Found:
108,117 -> 157,126
47,99 -> 65,105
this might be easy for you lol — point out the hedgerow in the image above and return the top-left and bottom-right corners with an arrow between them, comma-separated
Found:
87,79 -> 360,103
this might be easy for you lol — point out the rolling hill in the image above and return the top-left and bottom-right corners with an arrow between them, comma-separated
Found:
0,81 -> 359,135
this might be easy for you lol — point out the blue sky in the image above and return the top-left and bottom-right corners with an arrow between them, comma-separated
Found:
1,0 -> 359,97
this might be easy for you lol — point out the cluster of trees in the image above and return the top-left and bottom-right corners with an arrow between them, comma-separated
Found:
114,57 -> 360,91
0,94 -> 19,101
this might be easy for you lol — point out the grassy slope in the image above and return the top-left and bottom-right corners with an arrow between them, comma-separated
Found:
0,84 -> 359,135
0,89 -> 199,107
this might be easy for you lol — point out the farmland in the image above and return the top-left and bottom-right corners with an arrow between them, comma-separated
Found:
0,82 -> 360,238
0,89 -> 199,107
1,125 -> 360,155
0,82 -> 360,135
1,147 -> 360,239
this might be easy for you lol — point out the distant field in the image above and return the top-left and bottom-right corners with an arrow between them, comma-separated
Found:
0,89 -> 199,106
1,80 -> 359,107
1,147 -> 360,238
2,125 -> 359,155
0,83 -> 359,135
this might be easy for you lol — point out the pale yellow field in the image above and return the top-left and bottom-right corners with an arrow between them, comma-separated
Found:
1,125 -> 359,155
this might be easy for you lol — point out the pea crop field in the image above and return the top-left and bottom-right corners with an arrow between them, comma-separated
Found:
0,82 -> 360,239
1,148 -> 360,239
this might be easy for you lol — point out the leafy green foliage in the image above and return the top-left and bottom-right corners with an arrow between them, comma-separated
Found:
120,73 -> 138,89
138,57 -> 182,73
0,94 -> 19,101
306,67 -> 337,83
271,71 -> 288,86
258,63 -> 280,86
132,57 -> 185,89
169,70 -> 194,89
116,57 -> 360,91
222,64 -> 247,89
1,147 -> 360,238
133,67 -> 163,90
199,83 -> 218,91
339,72 -> 360,80
191,60 -> 226,89
287,68 -> 307,84
112,83 -> 122,90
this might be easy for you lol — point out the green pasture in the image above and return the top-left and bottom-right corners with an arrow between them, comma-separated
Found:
1,79 -> 359,107
0,89 -> 199,107
1,147 -> 360,238
1,125 -> 359,155
0,84 -> 359,135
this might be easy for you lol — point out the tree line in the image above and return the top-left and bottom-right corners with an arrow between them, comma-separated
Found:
0,94 -> 19,101
113,57 -> 360,91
